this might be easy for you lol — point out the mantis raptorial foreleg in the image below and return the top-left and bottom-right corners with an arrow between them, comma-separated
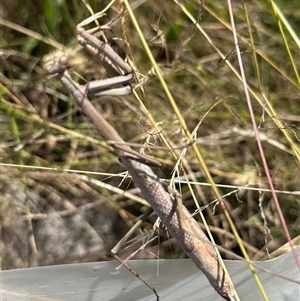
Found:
44,10 -> 237,301
77,12 -> 132,73
45,11 -> 134,97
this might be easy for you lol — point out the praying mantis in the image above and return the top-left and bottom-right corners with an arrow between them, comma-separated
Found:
44,9 -> 236,301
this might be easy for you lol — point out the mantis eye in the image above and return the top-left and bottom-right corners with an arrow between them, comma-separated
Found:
43,51 -> 69,75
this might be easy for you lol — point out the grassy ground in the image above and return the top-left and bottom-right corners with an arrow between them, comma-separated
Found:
1,0 -> 299,279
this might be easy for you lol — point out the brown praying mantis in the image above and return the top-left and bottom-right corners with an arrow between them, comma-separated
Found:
44,9 -> 236,301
